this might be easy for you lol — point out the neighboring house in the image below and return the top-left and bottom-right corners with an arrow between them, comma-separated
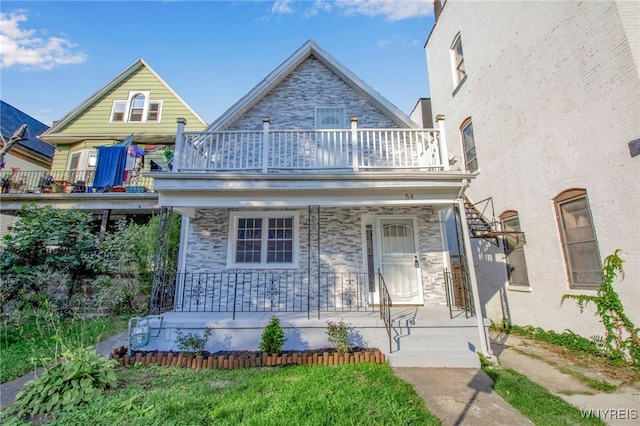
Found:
409,98 -> 433,129
425,1 -> 639,338
0,101 -> 54,241
145,40 -> 492,367
0,59 -> 207,229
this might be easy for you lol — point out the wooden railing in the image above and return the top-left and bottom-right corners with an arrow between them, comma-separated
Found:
174,120 -> 448,173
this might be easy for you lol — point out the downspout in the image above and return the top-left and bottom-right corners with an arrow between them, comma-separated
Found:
456,190 -> 495,362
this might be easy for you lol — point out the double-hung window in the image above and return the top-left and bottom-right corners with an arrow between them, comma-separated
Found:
110,91 -> 163,123
450,33 -> 466,88
500,211 -> 530,288
555,189 -> 602,288
460,118 -> 478,172
228,212 -> 298,268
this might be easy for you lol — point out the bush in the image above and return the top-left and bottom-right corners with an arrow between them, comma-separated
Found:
326,320 -> 351,355
174,327 -> 213,356
259,316 -> 285,355
11,345 -> 117,420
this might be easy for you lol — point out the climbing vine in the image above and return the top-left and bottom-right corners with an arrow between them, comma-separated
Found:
561,249 -> 639,365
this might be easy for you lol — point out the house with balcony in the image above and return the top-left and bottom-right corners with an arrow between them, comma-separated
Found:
0,59 -> 207,233
0,101 -> 54,241
145,40 -> 492,367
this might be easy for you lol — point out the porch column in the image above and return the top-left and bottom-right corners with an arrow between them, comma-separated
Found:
456,198 -> 494,360
174,118 -> 186,172
350,116 -> 359,172
262,117 -> 270,173
436,115 -> 449,171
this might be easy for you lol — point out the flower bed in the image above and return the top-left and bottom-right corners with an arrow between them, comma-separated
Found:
109,347 -> 386,370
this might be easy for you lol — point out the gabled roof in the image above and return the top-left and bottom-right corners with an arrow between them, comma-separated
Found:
208,40 -> 418,130
41,58 -> 207,136
0,100 -> 54,159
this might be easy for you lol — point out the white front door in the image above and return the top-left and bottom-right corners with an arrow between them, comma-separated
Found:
377,217 -> 423,305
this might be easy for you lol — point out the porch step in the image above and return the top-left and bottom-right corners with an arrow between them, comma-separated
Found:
131,308 -> 486,368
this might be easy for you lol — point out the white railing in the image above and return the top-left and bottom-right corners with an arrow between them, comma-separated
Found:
173,118 -> 448,173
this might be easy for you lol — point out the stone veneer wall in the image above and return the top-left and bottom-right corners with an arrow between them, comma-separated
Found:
226,58 -> 398,131
182,206 -> 447,308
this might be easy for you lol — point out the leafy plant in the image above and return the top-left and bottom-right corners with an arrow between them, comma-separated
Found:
174,327 -> 213,356
561,249 -> 639,365
11,345 -> 118,420
326,320 -> 352,355
259,316 -> 285,355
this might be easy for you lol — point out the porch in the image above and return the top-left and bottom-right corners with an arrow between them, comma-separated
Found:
137,306 -> 484,368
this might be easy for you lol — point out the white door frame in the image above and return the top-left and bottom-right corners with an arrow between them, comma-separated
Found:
361,215 -> 424,305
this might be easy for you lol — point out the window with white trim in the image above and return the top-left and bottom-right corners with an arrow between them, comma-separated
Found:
110,91 -> 163,123
315,107 -> 346,129
450,33 -> 466,88
555,189 -> 602,288
228,212 -> 299,268
500,211 -> 530,287
460,118 -> 478,172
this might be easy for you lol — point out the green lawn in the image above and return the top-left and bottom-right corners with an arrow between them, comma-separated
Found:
480,360 -> 605,426
0,315 -> 126,383
4,363 -> 440,425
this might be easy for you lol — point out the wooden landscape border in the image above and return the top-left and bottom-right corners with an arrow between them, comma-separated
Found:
109,347 -> 386,370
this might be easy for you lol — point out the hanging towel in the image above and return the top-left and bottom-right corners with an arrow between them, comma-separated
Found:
93,145 -> 127,188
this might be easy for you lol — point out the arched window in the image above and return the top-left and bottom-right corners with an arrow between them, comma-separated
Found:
460,118 -> 477,172
499,210 -> 529,287
554,189 -> 602,288
128,93 -> 146,122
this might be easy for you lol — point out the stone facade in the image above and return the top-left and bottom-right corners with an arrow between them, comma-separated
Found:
227,58 -> 397,130
181,206 -> 447,309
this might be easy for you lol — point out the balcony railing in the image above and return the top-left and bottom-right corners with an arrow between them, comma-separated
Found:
173,119 -> 449,173
0,169 -> 155,194
173,271 -> 386,317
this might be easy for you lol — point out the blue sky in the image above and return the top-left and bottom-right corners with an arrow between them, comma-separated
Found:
1,1 -> 435,126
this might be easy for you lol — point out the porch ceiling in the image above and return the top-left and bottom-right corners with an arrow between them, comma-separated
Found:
0,193 -> 159,213
153,172 -> 469,210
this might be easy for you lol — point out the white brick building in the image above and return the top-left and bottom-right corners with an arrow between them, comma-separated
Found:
426,0 -> 639,337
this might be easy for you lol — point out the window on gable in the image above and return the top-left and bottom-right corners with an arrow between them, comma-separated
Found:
129,93 -> 145,122
460,118 -> 478,172
555,189 -> 602,289
109,91 -> 162,123
147,101 -> 162,121
111,101 -> 126,122
451,33 -> 466,88
315,107 -> 346,129
500,211 -> 530,287
228,212 -> 298,268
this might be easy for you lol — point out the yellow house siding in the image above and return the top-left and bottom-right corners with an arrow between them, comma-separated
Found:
47,66 -> 205,140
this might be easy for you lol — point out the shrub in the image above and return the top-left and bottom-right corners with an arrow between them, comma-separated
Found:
326,320 -> 351,355
12,345 -> 117,420
259,316 -> 285,355
174,327 -> 213,356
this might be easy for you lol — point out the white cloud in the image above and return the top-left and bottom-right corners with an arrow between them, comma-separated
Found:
377,34 -> 422,47
302,0 -> 333,19
271,0 -> 295,14
0,11 -> 87,70
335,0 -> 432,22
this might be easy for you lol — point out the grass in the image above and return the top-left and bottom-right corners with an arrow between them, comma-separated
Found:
480,357 -> 605,426
0,315 -> 127,383
3,363 -> 441,426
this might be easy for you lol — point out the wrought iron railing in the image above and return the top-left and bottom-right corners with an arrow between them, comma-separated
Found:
0,169 -> 155,194
173,271 -> 384,319
444,267 -> 473,319
377,272 -> 392,353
